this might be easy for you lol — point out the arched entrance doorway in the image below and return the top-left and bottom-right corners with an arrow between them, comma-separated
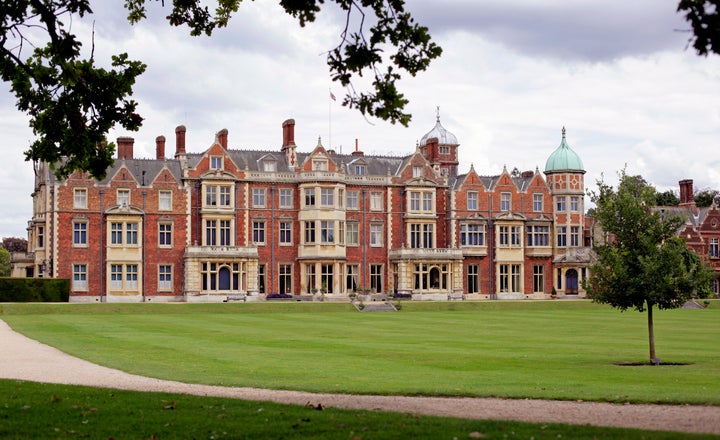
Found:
565,269 -> 579,295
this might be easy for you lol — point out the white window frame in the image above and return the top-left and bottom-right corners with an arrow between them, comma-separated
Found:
279,189 -> 293,208
158,265 -> 172,291
159,190 -> 172,211
72,264 -> 88,291
74,188 -> 87,209
467,192 -> 478,210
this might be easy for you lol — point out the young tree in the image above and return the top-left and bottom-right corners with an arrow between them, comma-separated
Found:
585,170 -> 713,364
1,1 -> 441,179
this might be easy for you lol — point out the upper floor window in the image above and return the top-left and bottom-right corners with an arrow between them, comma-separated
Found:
110,221 -> 139,246
320,220 -> 335,243
439,146 -> 450,154
410,192 -> 420,211
159,223 -> 173,247
346,191 -> 359,210
346,222 -> 359,245
354,164 -> 365,175
279,221 -> 292,245
556,196 -> 566,212
710,238 -> 719,258
500,192 -> 511,211
527,225 -> 549,247
557,226 -> 567,247
413,166 -> 423,178
253,221 -> 266,245
320,188 -> 334,207
73,222 -> 87,246
467,192 -> 478,210
252,188 -> 266,208
570,226 -> 580,247
305,188 -> 316,207
570,196 -> 580,212
279,188 -> 293,208
370,223 -> 383,246
205,219 -> 232,246
460,224 -> 485,246
409,224 -> 434,248
37,226 -> 44,249
159,191 -> 172,211
370,191 -> 383,211
533,193 -> 543,212
205,185 -> 232,207
74,188 -> 87,209
117,189 -> 130,207
210,156 -> 223,170
499,225 -> 521,247
304,221 -> 316,244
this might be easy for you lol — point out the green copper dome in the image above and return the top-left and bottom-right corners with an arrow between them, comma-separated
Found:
545,127 -> 584,172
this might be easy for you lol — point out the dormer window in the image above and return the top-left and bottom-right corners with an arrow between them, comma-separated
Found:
263,160 -> 277,172
413,167 -> 423,178
439,146 -> 450,155
354,164 -> 365,175
210,156 -> 223,170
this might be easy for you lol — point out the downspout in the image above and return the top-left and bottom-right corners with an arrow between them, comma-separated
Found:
195,181 -> 201,245
489,194 -> 496,299
142,191 -> 147,302
362,188 -> 368,291
49,187 -> 55,278
99,190 -> 105,302
270,185 -> 275,294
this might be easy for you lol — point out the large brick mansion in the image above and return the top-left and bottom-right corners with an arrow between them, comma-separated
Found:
17,115 -> 594,302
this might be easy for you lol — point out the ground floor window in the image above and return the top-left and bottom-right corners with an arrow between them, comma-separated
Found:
306,265 -> 316,294
73,264 -> 87,291
109,263 -> 139,292
413,264 -> 449,291
556,268 -> 563,290
467,264 -> 479,293
533,264 -> 544,293
370,264 -> 383,293
321,264 -> 334,293
201,262 -> 243,292
279,264 -> 292,294
499,264 -> 521,293
159,264 -> 172,291
258,264 -> 266,293
346,264 -> 359,292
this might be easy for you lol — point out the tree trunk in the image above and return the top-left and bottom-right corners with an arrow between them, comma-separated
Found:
647,301 -> 657,364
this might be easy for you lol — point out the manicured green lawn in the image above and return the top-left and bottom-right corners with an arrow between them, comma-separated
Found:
1,380 -> 713,440
2,301 -> 719,404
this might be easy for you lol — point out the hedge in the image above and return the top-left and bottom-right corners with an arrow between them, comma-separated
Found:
0,278 -> 70,302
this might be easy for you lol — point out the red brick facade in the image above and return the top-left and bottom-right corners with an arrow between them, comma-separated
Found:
22,116 -> 595,302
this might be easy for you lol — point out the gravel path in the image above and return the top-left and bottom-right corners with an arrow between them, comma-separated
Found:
2,319 -> 719,436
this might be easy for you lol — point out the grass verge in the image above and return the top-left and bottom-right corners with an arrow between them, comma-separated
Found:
1,379 -> 713,440
2,301 -> 719,404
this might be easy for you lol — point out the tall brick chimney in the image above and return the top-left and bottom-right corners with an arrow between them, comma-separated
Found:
156,135 -> 166,160
351,138 -> 364,156
679,179 -> 695,206
217,128 -> 228,149
282,119 -> 296,147
117,136 -> 134,159
175,125 -> 186,158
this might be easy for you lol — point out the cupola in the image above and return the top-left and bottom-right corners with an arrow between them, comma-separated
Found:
545,127 -> 584,173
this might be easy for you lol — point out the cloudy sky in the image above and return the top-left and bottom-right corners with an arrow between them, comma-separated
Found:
1,0 -> 719,239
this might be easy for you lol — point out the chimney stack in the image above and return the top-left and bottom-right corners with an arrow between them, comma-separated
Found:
117,136 -> 134,160
679,179 -> 695,206
351,138 -> 364,156
217,128 -> 228,149
175,125 -> 186,157
282,119 -> 296,148
155,135 -> 166,160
